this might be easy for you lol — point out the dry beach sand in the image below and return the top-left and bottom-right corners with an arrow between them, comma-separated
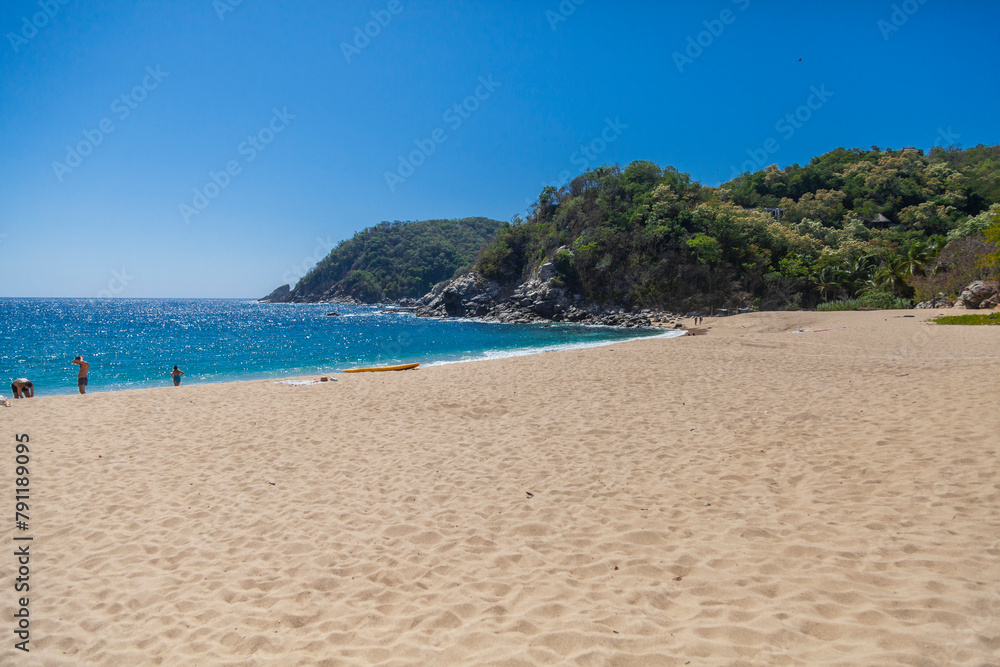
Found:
2,310 -> 998,665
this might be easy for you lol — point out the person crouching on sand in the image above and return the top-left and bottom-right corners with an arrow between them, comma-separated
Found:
72,356 -> 89,394
170,366 -> 185,386
11,378 -> 33,398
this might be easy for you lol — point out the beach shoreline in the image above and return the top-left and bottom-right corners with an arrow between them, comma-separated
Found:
5,316 -> 683,400
4,309 -> 998,664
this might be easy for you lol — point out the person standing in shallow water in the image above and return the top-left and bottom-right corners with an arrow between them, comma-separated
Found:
171,366 -> 185,386
71,356 -> 89,394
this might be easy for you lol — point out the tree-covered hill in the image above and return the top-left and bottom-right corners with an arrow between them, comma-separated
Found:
471,146 -> 1000,311
274,217 -> 503,303
721,145 -> 1000,235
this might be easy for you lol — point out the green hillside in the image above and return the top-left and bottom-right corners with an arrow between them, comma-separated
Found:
473,146 -> 1000,311
284,217 -> 503,303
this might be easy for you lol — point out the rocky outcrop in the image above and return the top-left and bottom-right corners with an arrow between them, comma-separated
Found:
258,282 -> 364,305
259,284 -> 291,303
916,280 -> 999,309
952,281 -> 999,309
296,285 -> 363,305
414,263 -> 673,328
915,293 -> 952,309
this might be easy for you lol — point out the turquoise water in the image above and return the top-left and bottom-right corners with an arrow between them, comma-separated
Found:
0,299 -> 681,397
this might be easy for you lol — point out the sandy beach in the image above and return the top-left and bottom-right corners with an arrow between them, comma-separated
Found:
3,310 -> 998,666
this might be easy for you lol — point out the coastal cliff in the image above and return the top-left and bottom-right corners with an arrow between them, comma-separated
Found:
414,261 -> 677,328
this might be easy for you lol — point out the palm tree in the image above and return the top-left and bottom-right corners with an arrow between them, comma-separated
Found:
845,255 -> 877,296
815,265 -> 849,301
904,243 -> 929,278
920,236 -> 951,277
874,257 -> 914,298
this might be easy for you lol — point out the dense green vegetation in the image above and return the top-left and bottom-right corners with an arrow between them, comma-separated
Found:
934,312 -> 1000,325
473,146 -> 1000,311
288,217 -> 502,302
816,294 -> 913,311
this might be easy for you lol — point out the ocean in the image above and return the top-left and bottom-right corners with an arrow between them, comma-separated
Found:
1,298 -> 682,396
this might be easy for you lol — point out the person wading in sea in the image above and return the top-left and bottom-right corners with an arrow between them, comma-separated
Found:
71,356 -> 89,394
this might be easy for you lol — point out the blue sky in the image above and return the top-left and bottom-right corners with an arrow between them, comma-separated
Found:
2,0 -> 998,298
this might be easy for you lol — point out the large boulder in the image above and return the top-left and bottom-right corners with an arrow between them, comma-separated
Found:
414,272 -> 501,318
952,281 -> 998,309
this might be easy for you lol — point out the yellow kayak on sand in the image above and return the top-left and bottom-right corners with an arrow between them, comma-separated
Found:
342,363 -> 420,373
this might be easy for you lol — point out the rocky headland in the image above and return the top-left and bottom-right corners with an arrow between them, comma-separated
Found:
413,259 -> 681,328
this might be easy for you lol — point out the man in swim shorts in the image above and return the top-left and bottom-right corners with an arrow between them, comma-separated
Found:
11,378 -> 33,398
72,356 -> 89,394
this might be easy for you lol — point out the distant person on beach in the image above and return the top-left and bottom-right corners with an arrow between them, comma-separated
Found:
171,366 -> 185,386
71,356 -> 89,394
11,378 -> 33,398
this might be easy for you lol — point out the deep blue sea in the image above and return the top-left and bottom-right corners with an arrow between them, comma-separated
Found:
0,299 -> 681,397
